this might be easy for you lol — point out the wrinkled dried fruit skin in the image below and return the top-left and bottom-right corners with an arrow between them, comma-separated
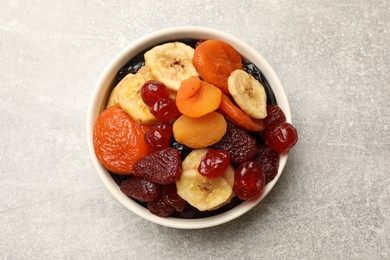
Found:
93,105 -> 152,174
212,122 -> 257,165
254,144 -> 279,183
233,161 -> 265,201
132,148 -> 182,184
120,176 -> 160,202
162,183 -> 187,211
147,195 -> 175,217
264,105 -> 286,128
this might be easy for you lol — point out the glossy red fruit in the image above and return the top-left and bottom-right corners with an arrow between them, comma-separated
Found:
162,183 -> 187,211
151,98 -> 181,123
120,176 -> 160,202
147,195 -> 175,217
254,145 -> 279,183
212,122 -> 257,165
198,149 -> 230,178
132,148 -> 182,184
265,122 -> 298,154
141,80 -> 169,106
264,105 -> 286,128
233,161 -> 265,201
144,122 -> 173,150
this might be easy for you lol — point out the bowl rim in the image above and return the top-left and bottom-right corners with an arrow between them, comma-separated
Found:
87,26 -> 291,229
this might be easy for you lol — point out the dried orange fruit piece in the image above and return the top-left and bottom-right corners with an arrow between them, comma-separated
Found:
192,40 -> 242,94
93,105 -> 152,174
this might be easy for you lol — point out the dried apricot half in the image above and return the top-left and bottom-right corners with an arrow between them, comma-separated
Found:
93,105 -> 152,174
192,40 -> 243,94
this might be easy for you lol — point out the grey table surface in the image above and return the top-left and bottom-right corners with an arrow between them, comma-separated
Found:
1,0 -> 389,259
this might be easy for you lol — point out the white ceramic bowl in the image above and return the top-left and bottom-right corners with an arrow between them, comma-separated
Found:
87,26 -> 291,229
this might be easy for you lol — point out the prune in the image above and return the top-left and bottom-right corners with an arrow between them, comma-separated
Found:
141,80 -> 169,107
170,137 -> 193,160
132,148 -> 182,184
243,63 -> 276,105
212,122 -> 257,165
254,144 -> 279,183
120,176 -> 160,202
151,98 -> 181,123
147,195 -> 175,217
144,122 -> 173,151
264,105 -> 286,128
265,122 -> 298,154
198,149 -> 230,179
233,161 -> 265,201
116,61 -> 145,82
162,183 -> 187,211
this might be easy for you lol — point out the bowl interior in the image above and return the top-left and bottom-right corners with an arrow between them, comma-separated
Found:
87,26 -> 290,229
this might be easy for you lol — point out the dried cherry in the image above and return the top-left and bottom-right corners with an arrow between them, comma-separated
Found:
144,122 -> 173,151
233,161 -> 265,201
264,105 -> 286,128
132,148 -> 182,184
151,98 -> 181,123
141,80 -> 169,107
198,149 -> 230,178
265,122 -> 298,154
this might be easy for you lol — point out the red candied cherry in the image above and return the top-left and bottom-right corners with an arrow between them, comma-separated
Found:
265,122 -> 298,154
162,183 -> 187,212
151,98 -> 181,123
145,122 -> 173,150
198,149 -> 231,178
233,161 -> 265,201
141,80 -> 169,106
264,105 -> 286,128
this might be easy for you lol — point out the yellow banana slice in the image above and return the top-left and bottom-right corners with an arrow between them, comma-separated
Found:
106,86 -> 119,108
176,149 -> 235,211
116,73 -> 157,124
144,42 -> 199,92
228,69 -> 267,119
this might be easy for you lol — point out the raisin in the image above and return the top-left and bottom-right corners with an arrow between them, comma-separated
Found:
170,137 -> 193,160
116,61 -> 145,82
212,122 -> 257,165
147,195 -> 175,217
132,148 -> 182,184
254,144 -> 279,183
162,183 -> 187,211
264,105 -> 286,128
243,63 -> 276,105
120,176 -> 160,202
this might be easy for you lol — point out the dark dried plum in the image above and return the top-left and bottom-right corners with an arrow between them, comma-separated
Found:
132,148 -> 182,184
243,63 -> 276,105
170,137 -> 193,160
120,176 -> 160,202
254,144 -> 279,183
116,61 -> 145,82
212,122 -> 257,165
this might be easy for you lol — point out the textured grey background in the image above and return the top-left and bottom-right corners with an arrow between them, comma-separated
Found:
1,0 -> 389,259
